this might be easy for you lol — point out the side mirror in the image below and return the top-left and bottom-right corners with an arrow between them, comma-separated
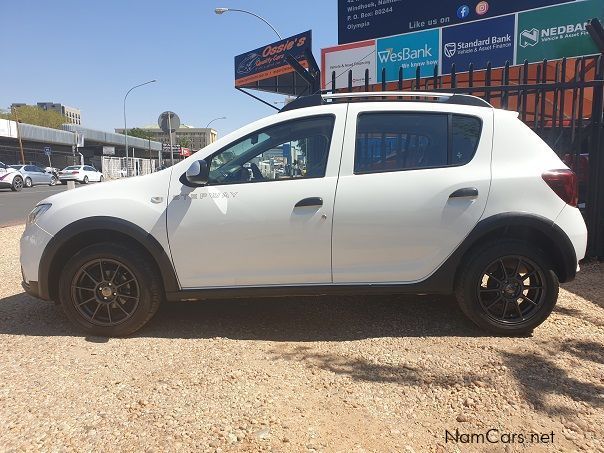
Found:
185,160 -> 209,186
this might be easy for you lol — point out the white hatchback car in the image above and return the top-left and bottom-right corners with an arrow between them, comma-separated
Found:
58,165 -> 104,184
20,92 -> 587,337
0,161 -> 24,191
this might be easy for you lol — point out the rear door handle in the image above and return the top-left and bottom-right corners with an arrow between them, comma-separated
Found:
295,197 -> 323,208
449,187 -> 479,198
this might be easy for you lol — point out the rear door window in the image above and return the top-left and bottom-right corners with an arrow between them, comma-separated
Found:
354,113 -> 481,174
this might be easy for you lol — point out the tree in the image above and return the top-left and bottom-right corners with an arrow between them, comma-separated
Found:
178,137 -> 191,148
0,105 -> 66,129
126,128 -> 154,140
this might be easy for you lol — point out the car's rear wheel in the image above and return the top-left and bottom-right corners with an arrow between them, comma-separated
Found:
455,240 -> 559,335
82,176 -> 89,184
58,243 -> 163,336
11,176 -> 23,192
24,177 -> 32,188
49,176 -> 57,186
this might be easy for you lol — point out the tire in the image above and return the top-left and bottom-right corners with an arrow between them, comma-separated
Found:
58,242 -> 163,336
49,176 -> 57,186
82,176 -> 89,184
455,240 -> 559,336
99,175 -> 104,182
10,176 -> 23,192
24,177 -> 32,188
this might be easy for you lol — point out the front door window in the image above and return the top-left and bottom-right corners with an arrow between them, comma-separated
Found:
207,115 -> 335,185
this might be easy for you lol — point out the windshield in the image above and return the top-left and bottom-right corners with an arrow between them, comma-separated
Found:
63,166 -> 80,170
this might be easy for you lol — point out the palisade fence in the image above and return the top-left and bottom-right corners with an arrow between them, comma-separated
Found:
101,156 -> 156,179
328,55 -> 604,259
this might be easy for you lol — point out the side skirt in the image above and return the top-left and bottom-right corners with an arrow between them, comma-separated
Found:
166,282 -> 452,302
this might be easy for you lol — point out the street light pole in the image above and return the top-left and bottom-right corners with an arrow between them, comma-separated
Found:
214,7 -> 282,40
204,116 -> 226,148
205,116 -> 226,129
123,79 -> 156,176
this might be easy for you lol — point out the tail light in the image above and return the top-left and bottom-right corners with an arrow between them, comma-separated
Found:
72,171 -> 79,174
542,169 -> 578,207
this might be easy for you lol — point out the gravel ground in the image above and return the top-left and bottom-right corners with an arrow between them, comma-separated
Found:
1,224 -> 603,452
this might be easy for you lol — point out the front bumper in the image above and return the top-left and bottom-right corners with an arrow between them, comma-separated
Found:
22,280 -> 42,299
20,223 -> 53,296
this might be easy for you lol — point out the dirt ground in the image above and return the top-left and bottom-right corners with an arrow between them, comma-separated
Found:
1,224 -> 603,452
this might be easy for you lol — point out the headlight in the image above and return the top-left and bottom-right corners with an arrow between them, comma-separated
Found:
27,203 -> 52,225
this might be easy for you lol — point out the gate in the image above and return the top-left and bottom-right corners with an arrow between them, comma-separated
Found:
328,54 -> 604,259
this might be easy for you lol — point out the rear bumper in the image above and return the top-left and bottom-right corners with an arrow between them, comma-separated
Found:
554,205 -> 588,273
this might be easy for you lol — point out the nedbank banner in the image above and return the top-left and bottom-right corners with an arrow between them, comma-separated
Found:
323,0 -> 603,83
517,0 -> 603,63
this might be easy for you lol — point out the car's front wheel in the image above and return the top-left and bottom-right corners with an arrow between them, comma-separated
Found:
58,243 -> 163,336
455,240 -> 559,336
11,176 -> 23,192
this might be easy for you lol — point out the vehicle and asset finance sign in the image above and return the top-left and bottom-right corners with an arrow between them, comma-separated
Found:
517,0 -> 603,63
338,0 -> 579,44
441,14 -> 515,74
324,0 -> 603,87
234,30 -> 311,88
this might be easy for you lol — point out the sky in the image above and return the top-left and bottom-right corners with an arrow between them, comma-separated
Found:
0,0 -> 338,136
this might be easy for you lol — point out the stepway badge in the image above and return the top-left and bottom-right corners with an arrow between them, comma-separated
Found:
441,14 -> 515,74
376,29 -> 440,81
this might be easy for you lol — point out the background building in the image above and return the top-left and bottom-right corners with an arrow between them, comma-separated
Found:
11,102 -> 82,125
116,125 -> 217,151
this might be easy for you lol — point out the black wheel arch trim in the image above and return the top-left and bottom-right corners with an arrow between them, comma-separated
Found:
38,216 -> 179,301
432,212 -> 577,288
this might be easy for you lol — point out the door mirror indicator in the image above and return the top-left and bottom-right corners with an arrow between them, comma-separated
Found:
185,160 -> 209,186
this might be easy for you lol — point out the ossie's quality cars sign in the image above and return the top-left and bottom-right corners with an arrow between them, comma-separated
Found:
235,31 -> 311,87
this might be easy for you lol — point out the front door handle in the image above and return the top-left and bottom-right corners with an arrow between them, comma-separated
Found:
449,187 -> 479,198
295,197 -> 323,208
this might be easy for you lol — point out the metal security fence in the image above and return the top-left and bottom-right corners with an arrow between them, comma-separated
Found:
101,156 -> 156,179
328,54 -> 604,259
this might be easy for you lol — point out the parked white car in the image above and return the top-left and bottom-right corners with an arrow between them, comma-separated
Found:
20,92 -> 587,337
58,165 -> 104,184
0,161 -> 24,191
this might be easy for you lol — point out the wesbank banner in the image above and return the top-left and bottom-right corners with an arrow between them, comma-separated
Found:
442,15 -> 515,74
517,0 -> 604,63
234,31 -> 311,87
376,29 -> 439,82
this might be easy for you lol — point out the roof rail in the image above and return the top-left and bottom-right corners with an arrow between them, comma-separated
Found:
280,91 -> 493,112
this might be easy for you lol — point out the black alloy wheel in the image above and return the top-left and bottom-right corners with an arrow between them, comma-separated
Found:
477,256 -> 545,325
71,259 -> 140,327
59,242 -> 163,336
456,240 -> 559,335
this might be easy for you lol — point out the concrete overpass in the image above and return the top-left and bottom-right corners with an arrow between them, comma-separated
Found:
0,119 -> 162,168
